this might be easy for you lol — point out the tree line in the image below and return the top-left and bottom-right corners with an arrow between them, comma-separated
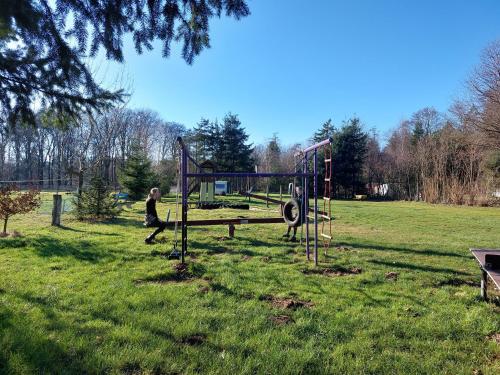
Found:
1,40 -> 499,206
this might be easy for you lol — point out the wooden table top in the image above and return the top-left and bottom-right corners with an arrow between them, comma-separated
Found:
470,249 -> 500,289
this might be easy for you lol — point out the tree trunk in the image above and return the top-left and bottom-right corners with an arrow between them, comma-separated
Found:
78,169 -> 84,196
3,217 -> 8,234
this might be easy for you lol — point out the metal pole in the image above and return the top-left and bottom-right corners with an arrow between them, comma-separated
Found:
314,149 -> 318,266
304,152 -> 310,260
181,146 -> 188,263
266,185 -> 269,208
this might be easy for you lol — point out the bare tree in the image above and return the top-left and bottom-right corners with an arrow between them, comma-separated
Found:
464,39 -> 500,149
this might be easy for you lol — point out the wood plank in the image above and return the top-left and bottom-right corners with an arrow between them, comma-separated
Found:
470,248 -> 500,289
164,217 -> 284,227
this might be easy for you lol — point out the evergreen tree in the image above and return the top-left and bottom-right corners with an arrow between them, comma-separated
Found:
411,121 -> 425,146
207,120 -> 224,166
332,118 -> 368,197
1,1 -> 250,126
312,119 -> 336,143
265,134 -> 282,191
218,114 -> 254,171
119,143 -> 155,200
190,118 -> 212,162
74,172 -> 118,220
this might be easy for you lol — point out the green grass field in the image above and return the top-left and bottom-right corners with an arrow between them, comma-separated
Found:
1,193 -> 500,374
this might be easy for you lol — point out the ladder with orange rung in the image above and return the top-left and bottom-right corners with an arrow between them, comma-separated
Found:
321,144 -> 333,254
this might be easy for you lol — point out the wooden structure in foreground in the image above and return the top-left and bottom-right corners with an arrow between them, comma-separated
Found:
470,248 -> 500,301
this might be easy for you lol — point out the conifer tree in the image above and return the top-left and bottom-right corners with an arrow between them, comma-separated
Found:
119,143 -> 155,200
332,118 -> 368,197
218,113 -> 254,171
74,172 -> 118,220
1,0 -> 250,125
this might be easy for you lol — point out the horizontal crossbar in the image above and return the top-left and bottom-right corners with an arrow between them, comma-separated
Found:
165,217 -> 284,227
186,172 -> 312,178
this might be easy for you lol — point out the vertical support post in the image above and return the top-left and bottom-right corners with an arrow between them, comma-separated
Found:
266,185 -> 269,208
51,194 -> 62,226
481,268 -> 488,301
304,152 -> 310,260
313,149 -> 318,266
181,146 -> 188,263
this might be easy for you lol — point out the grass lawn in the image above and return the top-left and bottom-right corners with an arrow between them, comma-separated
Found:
1,193 -> 500,374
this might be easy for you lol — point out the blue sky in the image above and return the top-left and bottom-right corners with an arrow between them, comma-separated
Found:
98,0 -> 500,146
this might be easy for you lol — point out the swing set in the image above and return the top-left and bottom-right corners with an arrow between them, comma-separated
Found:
166,136 -> 334,265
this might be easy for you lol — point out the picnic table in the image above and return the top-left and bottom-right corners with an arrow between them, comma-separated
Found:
470,248 -> 500,301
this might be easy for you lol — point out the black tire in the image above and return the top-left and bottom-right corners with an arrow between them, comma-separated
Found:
282,199 -> 301,227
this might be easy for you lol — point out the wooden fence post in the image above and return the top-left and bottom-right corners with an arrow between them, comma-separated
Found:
52,194 -> 62,226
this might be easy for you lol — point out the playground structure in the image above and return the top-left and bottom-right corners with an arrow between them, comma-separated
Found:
167,136 -> 334,265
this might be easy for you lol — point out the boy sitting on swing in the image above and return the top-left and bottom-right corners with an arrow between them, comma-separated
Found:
282,186 -> 304,243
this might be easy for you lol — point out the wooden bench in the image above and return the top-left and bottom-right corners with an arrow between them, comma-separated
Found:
470,248 -> 500,301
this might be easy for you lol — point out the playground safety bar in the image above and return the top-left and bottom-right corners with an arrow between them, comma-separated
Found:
186,172 -> 312,178
294,137 -> 333,157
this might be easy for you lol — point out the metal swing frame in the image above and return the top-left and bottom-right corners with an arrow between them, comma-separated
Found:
171,136 -> 332,265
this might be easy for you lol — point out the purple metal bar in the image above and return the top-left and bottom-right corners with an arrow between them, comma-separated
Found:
187,154 -> 201,169
313,149 -> 318,266
295,137 -> 333,157
304,151 -> 310,260
186,172 -> 312,178
181,145 -> 188,263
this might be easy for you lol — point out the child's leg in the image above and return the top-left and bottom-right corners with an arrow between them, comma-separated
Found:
146,220 -> 166,243
282,225 -> 291,237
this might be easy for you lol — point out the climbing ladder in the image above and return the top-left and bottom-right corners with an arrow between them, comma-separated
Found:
320,144 -> 333,254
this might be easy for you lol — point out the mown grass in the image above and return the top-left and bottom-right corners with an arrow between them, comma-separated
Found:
1,193 -> 500,374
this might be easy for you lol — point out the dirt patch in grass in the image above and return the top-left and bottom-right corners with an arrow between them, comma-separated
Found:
260,294 -> 314,310
335,245 -> 352,251
270,315 -> 294,325
385,271 -> 399,280
180,334 -> 206,346
302,266 -> 362,277
436,278 -> 480,288
199,285 -> 210,293
487,333 -> 500,344
135,263 -> 203,284
261,256 -> 271,262
241,255 -> 251,261
0,231 -> 23,238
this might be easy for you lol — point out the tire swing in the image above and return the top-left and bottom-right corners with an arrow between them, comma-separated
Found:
282,198 -> 302,227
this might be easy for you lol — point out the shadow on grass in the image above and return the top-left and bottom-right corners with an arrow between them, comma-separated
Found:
0,300 -> 87,373
31,236 -> 114,263
57,225 -> 120,237
337,241 -> 467,259
102,217 -> 141,228
189,233 -> 299,258
369,259 -> 470,276
0,237 -> 28,249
